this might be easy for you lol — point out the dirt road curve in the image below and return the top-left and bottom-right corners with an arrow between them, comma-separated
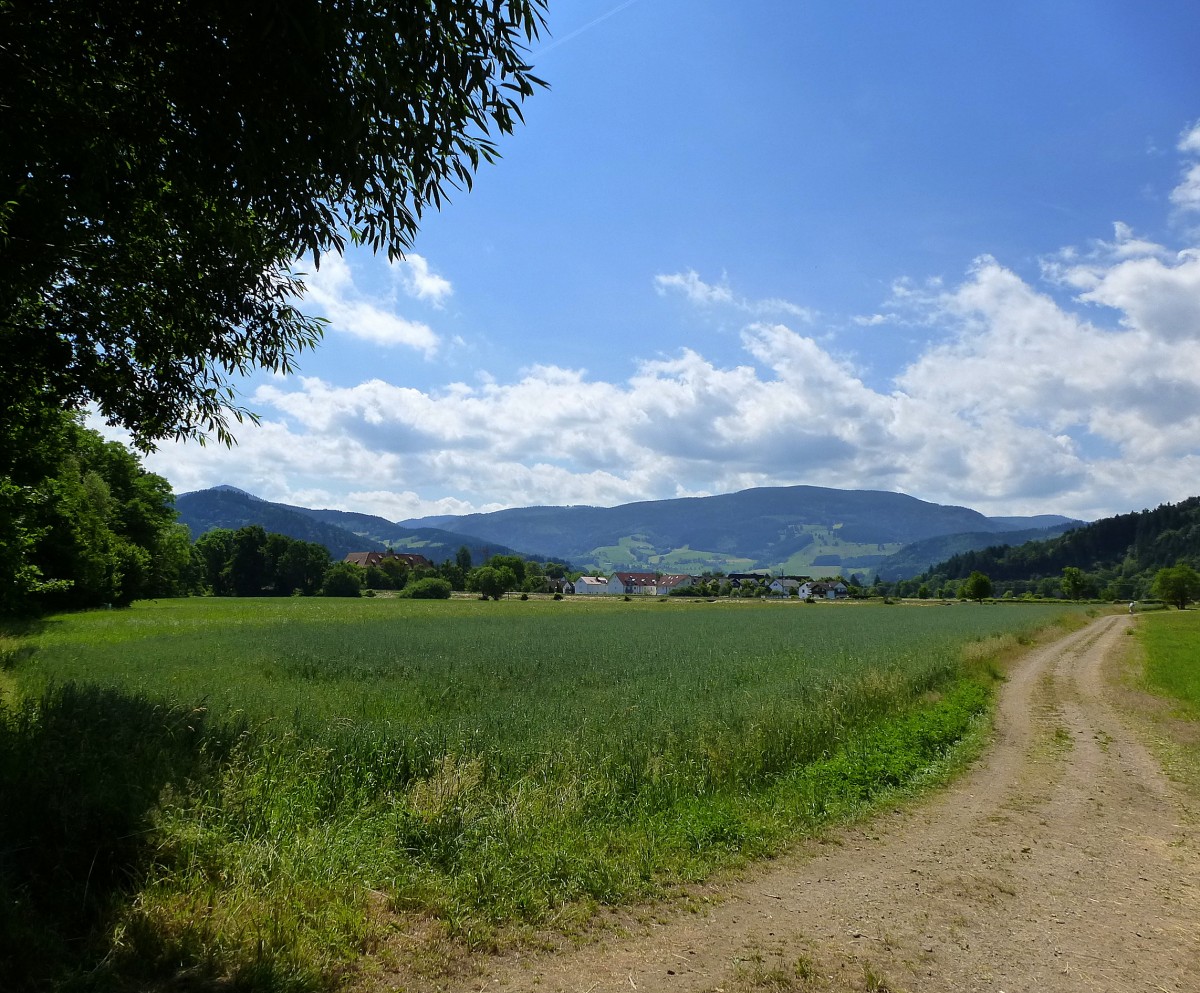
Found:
405,616 -> 1200,992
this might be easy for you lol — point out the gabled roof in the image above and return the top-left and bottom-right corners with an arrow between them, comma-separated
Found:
613,571 -> 659,584
655,574 -> 696,589
390,552 -> 434,569
344,550 -> 434,569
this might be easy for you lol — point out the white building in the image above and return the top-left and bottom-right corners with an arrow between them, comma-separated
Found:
607,571 -> 660,594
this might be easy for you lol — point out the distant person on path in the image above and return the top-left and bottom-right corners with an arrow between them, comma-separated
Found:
1129,601 -> 1136,614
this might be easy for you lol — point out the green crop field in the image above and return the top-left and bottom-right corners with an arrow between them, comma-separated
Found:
0,596 -> 1083,991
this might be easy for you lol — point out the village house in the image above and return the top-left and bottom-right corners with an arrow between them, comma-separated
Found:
344,550 -> 435,571
767,575 -> 814,597
604,572 -> 699,595
573,576 -> 609,595
653,574 -> 698,596
798,579 -> 850,600
606,571 -> 659,595
726,573 -> 771,590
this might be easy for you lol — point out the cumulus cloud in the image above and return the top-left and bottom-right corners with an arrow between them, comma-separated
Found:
397,254 -> 453,306
305,254 -> 440,356
1171,122 -> 1200,214
209,225 -> 1199,522
654,269 -> 735,306
138,130 -> 1200,522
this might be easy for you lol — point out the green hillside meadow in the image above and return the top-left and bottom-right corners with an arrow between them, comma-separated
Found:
0,597 -> 1084,990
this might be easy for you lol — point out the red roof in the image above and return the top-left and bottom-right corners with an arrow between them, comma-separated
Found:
344,550 -> 434,569
613,571 -> 659,585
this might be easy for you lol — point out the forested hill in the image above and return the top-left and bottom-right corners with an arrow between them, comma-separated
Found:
921,496 -> 1200,586
877,522 -> 1080,581
174,487 -> 384,560
400,484 -> 1078,573
173,487 -> 524,565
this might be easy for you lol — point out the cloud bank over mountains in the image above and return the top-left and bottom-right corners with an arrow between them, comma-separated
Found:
141,123 -> 1200,524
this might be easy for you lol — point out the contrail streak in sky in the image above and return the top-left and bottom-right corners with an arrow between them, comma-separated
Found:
534,0 -> 643,57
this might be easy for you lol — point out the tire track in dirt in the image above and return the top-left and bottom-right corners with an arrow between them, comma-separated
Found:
390,616 -> 1199,993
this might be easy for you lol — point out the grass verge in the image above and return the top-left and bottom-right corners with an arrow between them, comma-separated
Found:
1126,610 -> 1200,796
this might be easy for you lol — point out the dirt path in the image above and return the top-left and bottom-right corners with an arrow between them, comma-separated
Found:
393,615 -> 1199,992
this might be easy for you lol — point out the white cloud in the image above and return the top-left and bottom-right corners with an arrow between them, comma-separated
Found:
1178,121 -> 1200,155
655,269 -> 815,321
1075,250 -> 1200,342
1171,164 -> 1200,213
654,269 -> 735,306
396,254 -> 453,306
1171,122 -> 1200,214
305,254 -> 439,356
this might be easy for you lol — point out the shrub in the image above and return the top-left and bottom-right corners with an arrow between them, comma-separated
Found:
319,562 -> 363,597
401,577 -> 452,600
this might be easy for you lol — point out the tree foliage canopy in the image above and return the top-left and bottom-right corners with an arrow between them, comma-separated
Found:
0,409 -> 194,613
1,0 -> 547,446
961,571 -> 993,603
192,525 -> 331,597
1151,564 -> 1200,610
468,564 -> 516,600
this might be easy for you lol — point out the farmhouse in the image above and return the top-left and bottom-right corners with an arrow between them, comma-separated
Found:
604,572 -> 699,595
607,571 -> 659,595
653,574 -> 697,595
798,579 -> 850,599
574,576 -> 609,595
727,572 -> 771,589
344,550 -> 435,571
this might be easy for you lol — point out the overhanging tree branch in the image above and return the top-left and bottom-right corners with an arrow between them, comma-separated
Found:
0,0 -> 548,448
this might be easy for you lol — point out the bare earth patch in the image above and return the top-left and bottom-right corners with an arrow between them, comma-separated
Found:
370,616 -> 1200,992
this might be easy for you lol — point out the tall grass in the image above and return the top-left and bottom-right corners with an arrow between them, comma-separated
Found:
1137,609 -> 1200,713
1,597 -> 1079,990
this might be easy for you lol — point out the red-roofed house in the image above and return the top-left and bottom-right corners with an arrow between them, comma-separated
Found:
344,550 -> 435,571
606,571 -> 658,595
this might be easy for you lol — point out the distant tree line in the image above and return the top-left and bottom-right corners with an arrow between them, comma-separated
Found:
188,538 -> 573,601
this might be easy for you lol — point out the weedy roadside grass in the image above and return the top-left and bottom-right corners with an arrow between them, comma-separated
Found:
1137,609 -> 1200,714
1129,609 -> 1200,797
0,597 -> 1082,991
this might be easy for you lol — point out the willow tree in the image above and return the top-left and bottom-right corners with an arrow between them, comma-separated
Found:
1,0 -> 547,447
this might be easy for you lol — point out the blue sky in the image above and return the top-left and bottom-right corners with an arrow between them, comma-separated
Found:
123,1 -> 1200,523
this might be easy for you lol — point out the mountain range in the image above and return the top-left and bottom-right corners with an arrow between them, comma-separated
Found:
172,487 -> 523,565
174,484 -> 1082,579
